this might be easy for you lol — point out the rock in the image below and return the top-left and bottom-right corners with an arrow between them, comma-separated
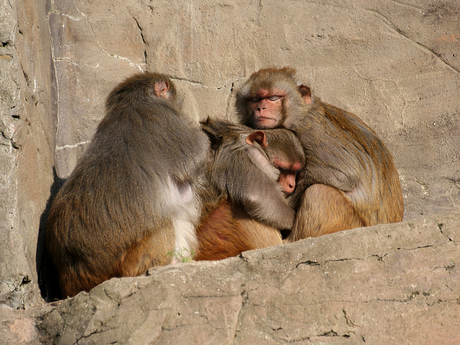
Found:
0,0 -> 459,342
46,0 -> 460,220
0,0 -> 56,310
32,212 -> 460,344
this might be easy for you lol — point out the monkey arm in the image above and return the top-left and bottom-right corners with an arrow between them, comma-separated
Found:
298,100 -> 380,193
209,156 -> 296,230
224,165 -> 296,230
208,126 -> 299,230
241,181 -> 296,230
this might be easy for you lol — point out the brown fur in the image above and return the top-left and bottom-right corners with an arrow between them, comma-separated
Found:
194,120 -> 305,260
46,72 -> 209,297
291,184 -> 365,239
195,198 -> 282,261
237,67 -> 404,239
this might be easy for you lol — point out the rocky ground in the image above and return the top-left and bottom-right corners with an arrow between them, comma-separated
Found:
0,0 -> 459,344
1,212 -> 459,344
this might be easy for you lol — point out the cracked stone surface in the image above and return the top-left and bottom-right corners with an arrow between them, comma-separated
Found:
0,0 -> 56,310
35,212 -> 460,344
0,0 -> 460,343
44,0 -> 460,221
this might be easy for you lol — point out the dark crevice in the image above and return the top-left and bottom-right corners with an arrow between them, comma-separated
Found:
319,330 -> 351,338
133,16 -> 147,64
435,221 -> 454,242
296,260 -> 320,268
20,276 -> 31,286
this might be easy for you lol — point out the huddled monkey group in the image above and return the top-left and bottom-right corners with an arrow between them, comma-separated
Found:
46,67 -> 404,298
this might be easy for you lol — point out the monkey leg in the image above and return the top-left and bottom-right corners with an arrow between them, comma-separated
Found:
195,201 -> 251,261
59,224 -> 175,298
195,200 -> 282,261
236,218 -> 282,250
113,224 -> 176,277
287,184 -> 366,241
59,266 -> 106,298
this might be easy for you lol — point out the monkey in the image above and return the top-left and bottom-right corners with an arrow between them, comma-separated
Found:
194,197 -> 284,261
194,119 -> 305,261
202,119 -> 306,229
236,67 -> 404,240
45,72 -> 210,297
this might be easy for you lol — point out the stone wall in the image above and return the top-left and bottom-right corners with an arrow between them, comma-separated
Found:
38,213 -> 460,344
0,0 -> 55,309
47,0 -> 460,219
0,0 -> 459,343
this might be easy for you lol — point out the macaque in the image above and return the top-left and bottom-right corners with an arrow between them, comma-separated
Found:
236,67 -> 404,240
46,72 -> 209,297
195,119 -> 305,260
195,197 -> 284,261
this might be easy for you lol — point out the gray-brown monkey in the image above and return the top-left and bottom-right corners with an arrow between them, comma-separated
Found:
236,67 -> 404,240
46,72 -> 209,297
195,119 -> 305,260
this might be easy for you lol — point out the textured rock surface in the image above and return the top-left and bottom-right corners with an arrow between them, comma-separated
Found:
36,212 -> 460,344
46,0 -> 460,220
0,0 -> 55,309
0,0 -> 459,343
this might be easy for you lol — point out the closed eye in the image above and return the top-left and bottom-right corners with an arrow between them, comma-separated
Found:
277,167 -> 297,174
248,95 -> 284,103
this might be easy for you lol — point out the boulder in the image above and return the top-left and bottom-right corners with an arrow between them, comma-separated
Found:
0,0 -> 459,343
37,212 -> 460,344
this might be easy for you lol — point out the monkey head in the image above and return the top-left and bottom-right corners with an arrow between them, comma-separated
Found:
105,72 -> 178,111
236,67 -> 312,129
245,129 -> 304,196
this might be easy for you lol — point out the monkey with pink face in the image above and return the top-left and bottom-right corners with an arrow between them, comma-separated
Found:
236,67 -> 404,240
195,119 -> 306,260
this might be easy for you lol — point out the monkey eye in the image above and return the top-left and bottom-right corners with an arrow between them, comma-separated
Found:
248,95 -> 284,103
268,95 -> 283,101
277,167 -> 291,174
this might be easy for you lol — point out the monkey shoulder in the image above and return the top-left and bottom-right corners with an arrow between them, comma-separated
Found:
299,100 -> 395,192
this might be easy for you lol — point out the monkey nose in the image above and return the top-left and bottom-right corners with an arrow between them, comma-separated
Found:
279,173 -> 296,195
257,100 -> 268,110
285,184 -> 295,194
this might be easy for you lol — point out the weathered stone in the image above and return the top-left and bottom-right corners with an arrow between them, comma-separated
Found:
36,213 -> 460,344
43,0 -> 460,222
48,0 -> 146,178
0,0 -> 459,343
0,304 -> 52,345
0,0 -> 56,310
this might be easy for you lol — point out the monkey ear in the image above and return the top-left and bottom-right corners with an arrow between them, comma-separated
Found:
201,118 -> 225,148
298,85 -> 312,105
153,80 -> 170,99
246,131 -> 268,147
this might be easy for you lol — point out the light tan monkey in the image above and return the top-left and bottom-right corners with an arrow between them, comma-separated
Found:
236,67 -> 404,240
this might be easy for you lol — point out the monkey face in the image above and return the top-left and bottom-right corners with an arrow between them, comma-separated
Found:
277,169 -> 298,196
247,88 -> 286,129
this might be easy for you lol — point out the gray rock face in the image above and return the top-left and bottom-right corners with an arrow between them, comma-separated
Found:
37,213 -> 460,344
46,0 -> 460,221
0,0 -> 56,309
0,0 -> 459,343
